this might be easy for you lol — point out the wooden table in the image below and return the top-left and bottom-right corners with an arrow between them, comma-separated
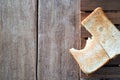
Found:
1,0 -> 120,79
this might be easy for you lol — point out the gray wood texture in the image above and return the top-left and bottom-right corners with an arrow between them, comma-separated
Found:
81,0 -> 120,11
81,67 -> 120,78
38,0 -> 81,80
0,0 -> 37,80
1,0 -> 120,80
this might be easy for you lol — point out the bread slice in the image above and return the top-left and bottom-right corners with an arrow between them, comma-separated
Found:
69,36 -> 109,74
82,7 -> 120,58
69,7 -> 120,74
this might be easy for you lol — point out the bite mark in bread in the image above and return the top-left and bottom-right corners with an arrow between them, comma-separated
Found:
70,37 -> 109,74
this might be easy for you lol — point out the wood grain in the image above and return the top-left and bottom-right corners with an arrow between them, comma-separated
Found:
38,0 -> 80,80
81,0 -> 120,11
81,67 -> 120,78
0,0 -> 37,80
81,12 -> 120,24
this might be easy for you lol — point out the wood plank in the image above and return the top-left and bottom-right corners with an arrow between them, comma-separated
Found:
81,0 -> 120,11
0,0 -> 36,80
81,12 -> 120,24
81,67 -> 120,78
81,26 -> 91,37
105,55 -> 120,65
38,0 -> 80,80
81,39 -> 86,49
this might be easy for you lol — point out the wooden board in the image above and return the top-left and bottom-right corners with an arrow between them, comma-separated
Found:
38,0 -> 81,80
0,0 -> 37,80
81,67 -> 120,78
81,0 -> 120,11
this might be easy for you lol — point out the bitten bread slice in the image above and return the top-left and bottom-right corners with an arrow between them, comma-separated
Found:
70,37 -> 109,74
82,7 -> 120,58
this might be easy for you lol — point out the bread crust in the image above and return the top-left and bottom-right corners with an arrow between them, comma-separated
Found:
69,7 -> 120,74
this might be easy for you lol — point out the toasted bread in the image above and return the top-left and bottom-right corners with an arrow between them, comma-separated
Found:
70,37 -> 109,74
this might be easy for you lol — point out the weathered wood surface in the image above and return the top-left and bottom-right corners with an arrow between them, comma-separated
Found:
1,0 -> 120,79
0,0 -> 37,80
81,0 -> 120,11
38,0 -> 80,80
81,67 -> 120,78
